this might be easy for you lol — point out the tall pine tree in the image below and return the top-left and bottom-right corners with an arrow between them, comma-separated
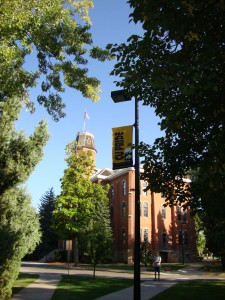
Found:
36,188 -> 58,260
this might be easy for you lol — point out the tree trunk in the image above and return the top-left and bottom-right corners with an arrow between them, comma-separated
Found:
73,234 -> 79,267
221,254 -> 225,272
93,263 -> 96,280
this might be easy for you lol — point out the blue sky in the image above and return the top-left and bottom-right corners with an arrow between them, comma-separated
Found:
16,0 -> 163,209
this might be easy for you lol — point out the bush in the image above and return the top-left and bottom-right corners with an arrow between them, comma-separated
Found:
197,256 -> 204,261
55,250 -> 68,262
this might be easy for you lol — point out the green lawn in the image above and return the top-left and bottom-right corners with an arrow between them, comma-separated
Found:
51,275 -> 134,300
94,263 -> 134,271
161,263 -> 188,271
151,280 -> 225,300
12,273 -> 39,295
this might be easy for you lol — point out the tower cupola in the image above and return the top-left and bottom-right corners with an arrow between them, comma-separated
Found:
75,131 -> 97,166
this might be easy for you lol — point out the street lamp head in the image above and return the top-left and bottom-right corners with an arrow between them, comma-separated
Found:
111,89 -> 131,103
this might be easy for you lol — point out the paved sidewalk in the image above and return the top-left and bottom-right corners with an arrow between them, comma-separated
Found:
11,275 -> 174,300
96,279 -> 176,300
11,262 -> 219,300
11,274 -> 61,300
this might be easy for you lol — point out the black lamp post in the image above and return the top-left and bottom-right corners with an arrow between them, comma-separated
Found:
111,89 -> 141,300
180,221 -> 187,265
181,222 -> 184,265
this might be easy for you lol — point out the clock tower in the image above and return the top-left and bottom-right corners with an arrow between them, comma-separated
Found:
75,131 -> 97,166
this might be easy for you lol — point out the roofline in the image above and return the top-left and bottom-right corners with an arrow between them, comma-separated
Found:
90,167 -> 146,182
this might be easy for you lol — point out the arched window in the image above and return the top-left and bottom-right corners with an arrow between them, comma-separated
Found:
122,180 -> 126,195
143,202 -> 148,217
143,182 -> 147,196
121,201 -> 126,217
162,205 -> 166,219
144,228 -> 148,241
178,230 -> 182,245
162,232 -> 167,245
184,231 -> 188,245
182,209 -> 187,222
177,205 -> 181,221
121,228 -> 126,244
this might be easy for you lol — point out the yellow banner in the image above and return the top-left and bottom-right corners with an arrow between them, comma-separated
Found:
112,125 -> 133,170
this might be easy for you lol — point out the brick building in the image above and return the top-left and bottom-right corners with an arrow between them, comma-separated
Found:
77,131 -> 197,263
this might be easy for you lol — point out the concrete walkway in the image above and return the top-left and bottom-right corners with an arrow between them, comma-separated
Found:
11,274 -> 61,300
11,274 -> 175,300
96,279 -> 176,300
10,262 -> 224,300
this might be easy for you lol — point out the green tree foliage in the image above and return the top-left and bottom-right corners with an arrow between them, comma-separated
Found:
193,213 -> 206,256
35,188 -> 58,260
53,144 -> 110,266
0,0 -> 111,121
0,97 -> 49,299
203,215 -> 225,271
109,0 -> 225,259
140,241 -> 152,267
191,171 -> 225,269
79,187 -> 112,279
0,98 -> 49,195
109,0 -> 225,199
0,188 -> 41,300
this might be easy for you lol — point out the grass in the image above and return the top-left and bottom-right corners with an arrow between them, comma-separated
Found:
151,280 -> 225,300
161,263 -> 188,271
92,263 -> 134,271
51,275 -> 134,300
12,273 -> 39,294
202,264 -> 224,272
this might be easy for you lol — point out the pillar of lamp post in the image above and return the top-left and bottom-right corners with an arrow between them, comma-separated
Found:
180,221 -> 186,265
111,89 -> 141,300
181,224 -> 184,265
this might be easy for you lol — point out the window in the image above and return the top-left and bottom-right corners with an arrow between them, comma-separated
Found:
143,202 -> 148,217
162,232 -> 167,245
162,205 -> 166,219
122,180 -> 126,195
110,204 -> 114,219
143,182 -> 147,196
182,210 -> 187,222
111,185 -> 114,199
144,229 -> 148,242
121,228 -> 126,244
121,201 -> 126,217
177,205 -> 181,221
184,231 -> 188,245
178,230 -> 182,245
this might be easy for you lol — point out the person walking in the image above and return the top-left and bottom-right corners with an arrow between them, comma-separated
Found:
153,252 -> 161,280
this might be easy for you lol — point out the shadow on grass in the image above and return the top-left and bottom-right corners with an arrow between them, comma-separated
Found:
12,273 -> 39,295
51,275 -> 133,300
151,280 -> 225,300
